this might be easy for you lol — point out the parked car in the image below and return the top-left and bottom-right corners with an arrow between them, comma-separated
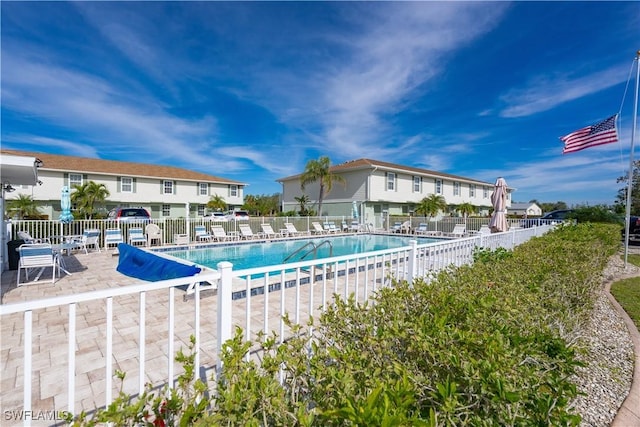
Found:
107,207 -> 151,224
204,212 -> 228,222
225,210 -> 250,221
624,215 -> 640,243
540,209 -> 574,221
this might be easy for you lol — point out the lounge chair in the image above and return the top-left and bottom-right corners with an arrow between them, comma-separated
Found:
471,225 -> 491,236
104,228 -> 124,251
211,225 -> 232,242
284,223 -> 305,236
311,222 -> 327,234
128,227 -> 147,246
260,223 -> 281,239
72,229 -> 101,254
446,224 -> 467,238
348,220 -> 361,233
145,223 -> 163,247
17,230 -> 50,244
239,224 -> 258,240
323,222 -> 340,233
391,222 -> 402,233
17,243 -> 60,285
194,225 -> 213,242
414,223 -> 428,235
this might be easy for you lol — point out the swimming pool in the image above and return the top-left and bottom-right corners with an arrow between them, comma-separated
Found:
162,234 -> 438,270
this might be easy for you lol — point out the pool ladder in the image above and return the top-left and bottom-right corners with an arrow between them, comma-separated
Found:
283,240 -> 333,264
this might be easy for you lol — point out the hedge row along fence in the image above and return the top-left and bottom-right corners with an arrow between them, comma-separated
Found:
69,223 -> 621,426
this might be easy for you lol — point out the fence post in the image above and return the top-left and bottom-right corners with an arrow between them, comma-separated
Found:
216,261 -> 233,375
408,240 -> 417,283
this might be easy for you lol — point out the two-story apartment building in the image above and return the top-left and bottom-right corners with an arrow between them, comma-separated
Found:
278,158 -> 511,222
1,150 -> 246,220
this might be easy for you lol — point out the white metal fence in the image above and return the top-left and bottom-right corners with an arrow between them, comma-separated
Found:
0,224 -> 554,425
5,215 -> 539,248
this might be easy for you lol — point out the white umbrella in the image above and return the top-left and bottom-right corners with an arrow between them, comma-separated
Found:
60,186 -> 74,223
489,177 -> 509,233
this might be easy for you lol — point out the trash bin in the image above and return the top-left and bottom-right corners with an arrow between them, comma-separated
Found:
7,239 -> 25,270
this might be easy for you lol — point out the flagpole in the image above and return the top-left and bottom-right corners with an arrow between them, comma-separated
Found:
623,50 -> 640,267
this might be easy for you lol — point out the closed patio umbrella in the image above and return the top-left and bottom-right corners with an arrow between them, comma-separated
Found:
489,177 -> 508,233
60,186 -> 74,223
352,201 -> 359,220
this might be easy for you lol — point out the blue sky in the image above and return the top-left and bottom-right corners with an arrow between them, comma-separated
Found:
1,2 -> 638,206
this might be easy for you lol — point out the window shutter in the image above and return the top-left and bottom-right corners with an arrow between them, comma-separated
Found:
173,181 -> 177,195
117,177 -> 121,193
132,178 -> 137,193
161,181 -> 164,194
197,183 -> 200,195
64,173 -> 69,187
83,174 -> 88,183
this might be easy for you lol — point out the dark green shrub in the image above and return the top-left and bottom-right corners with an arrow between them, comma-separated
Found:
71,223 -> 620,426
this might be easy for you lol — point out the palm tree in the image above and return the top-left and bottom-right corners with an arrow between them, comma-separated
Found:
207,194 -> 227,212
71,181 -> 110,219
415,194 -> 447,220
6,194 -> 42,219
300,156 -> 345,217
456,202 -> 476,225
294,195 -> 311,215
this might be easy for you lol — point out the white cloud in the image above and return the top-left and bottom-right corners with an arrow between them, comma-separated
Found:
499,64 -> 629,118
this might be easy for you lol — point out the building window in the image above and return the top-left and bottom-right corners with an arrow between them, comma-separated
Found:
469,184 -> 476,197
163,180 -> 174,195
162,204 -> 170,217
199,183 -> 208,196
230,185 -> 238,197
453,182 -> 460,196
413,176 -> 421,193
198,205 -> 205,216
121,177 -> 133,193
387,173 -> 396,191
69,173 -> 83,188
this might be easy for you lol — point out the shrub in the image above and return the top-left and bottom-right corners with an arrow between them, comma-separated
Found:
71,223 -> 620,426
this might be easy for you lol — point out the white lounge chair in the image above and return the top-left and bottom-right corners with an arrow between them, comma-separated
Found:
72,229 -> 101,254
17,230 -> 50,244
211,225 -> 232,242
128,227 -> 147,246
194,225 -> 213,242
414,223 -> 428,235
17,243 -> 60,285
284,223 -> 305,236
324,222 -> 340,233
446,224 -> 467,238
145,223 -> 163,246
239,224 -> 258,240
391,222 -> 402,233
471,225 -> 491,236
260,223 -> 281,239
348,220 -> 361,233
104,228 -> 124,251
311,222 -> 327,234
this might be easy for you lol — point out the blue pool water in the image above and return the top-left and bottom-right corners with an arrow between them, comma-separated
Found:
163,234 -> 438,270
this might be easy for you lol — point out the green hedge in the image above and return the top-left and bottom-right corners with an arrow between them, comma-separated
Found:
71,223 -> 621,426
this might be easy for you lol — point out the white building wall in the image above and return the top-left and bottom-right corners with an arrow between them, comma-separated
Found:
7,169 -> 244,219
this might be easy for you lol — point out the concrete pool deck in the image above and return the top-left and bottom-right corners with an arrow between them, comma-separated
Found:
0,246 -> 389,424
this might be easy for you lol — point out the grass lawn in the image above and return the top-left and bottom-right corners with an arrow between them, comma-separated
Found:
612,253 -> 640,330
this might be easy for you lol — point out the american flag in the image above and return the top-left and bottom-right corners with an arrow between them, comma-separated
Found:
560,114 -> 618,154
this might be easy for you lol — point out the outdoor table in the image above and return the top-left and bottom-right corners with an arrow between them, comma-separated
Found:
52,242 -> 78,276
